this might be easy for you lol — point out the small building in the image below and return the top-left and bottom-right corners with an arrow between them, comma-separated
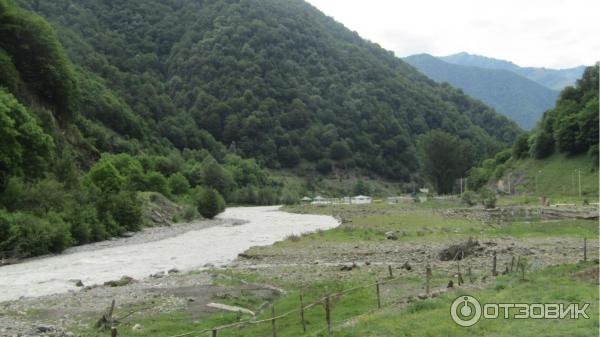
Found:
311,195 -> 329,205
351,195 -> 372,204
300,196 -> 312,204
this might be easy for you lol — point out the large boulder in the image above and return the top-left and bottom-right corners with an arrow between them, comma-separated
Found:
385,231 -> 398,240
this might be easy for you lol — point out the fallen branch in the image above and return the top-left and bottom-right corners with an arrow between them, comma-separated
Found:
207,302 -> 255,316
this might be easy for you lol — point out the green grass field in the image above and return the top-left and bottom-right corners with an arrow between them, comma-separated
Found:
277,211 -> 482,244
502,153 -> 598,201
333,262 -> 598,337
73,203 -> 598,337
78,262 -> 598,337
491,219 -> 598,238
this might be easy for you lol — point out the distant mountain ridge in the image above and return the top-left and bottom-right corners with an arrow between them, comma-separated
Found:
441,52 -> 586,91
405,54 -> 559,129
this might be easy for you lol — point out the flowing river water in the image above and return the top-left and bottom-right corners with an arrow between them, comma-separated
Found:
0,206 -> 339,302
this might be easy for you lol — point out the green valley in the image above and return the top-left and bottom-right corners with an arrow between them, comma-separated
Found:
0,1 -> 597,337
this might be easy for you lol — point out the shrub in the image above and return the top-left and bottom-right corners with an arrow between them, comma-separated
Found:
257,186 -> 278,205
0,209 -> 11,245
494,149 -> 511,165
277,146 -> 300,168
68,218 -> 92,245
183,205 -> 197,221
493,163 -> 507,180
84,160 -> 124,194
1,212 -> 73,257
588,144 -> 599,167
90,217 -> 110,241
330,141 -> 351,161
461,191 -> 477,206
286,234 -> 301,242
145,171 -> 170,197
110,191 -> 142,231
103,153 -> 146,191
64,203 -> 99,244
45,213 -> 74,253
0,90 -> 55,180
168,172 -> 190,195
279,190 -> 299,205
0,176 -> 24,211
201,156 -> 233,195
352,179 -> 371,196
196,188 -> 225,219
480,188 -> 497,209
467,167 -> 492,191
512,133 -> 530,159
529,131 -> 555,159
315,158 -> 333,174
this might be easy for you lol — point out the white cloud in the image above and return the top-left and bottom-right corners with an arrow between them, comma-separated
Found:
305,0 -> 599,68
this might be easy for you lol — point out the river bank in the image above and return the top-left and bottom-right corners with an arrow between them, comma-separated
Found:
0,206 -> 339,302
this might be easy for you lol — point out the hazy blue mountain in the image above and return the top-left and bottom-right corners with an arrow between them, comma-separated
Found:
441,52 -> 586,90
405,54 -> 558,129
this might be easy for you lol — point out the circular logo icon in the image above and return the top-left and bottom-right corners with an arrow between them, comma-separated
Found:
451,295 -> 482,327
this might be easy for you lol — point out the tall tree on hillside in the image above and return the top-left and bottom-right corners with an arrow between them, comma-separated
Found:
417,130 -> 470,194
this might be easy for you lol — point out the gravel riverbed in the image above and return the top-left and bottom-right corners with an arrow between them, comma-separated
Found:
0,206 -> 339,302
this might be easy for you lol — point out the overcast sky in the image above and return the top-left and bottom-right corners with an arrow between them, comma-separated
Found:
305,0 -> 599,69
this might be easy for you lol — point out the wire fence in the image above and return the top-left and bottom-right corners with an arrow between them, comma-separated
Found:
101,237 -> 591,337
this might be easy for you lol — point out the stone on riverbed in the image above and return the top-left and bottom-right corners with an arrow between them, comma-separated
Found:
385,231 -> 398,240
103,276 -> 135,287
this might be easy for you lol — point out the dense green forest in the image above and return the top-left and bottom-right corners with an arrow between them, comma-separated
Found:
405,54 -> 559,129
467,64 -> 599,191
15,0 -> 519,181
1,0 -> 522,257
0,0 -> 281,258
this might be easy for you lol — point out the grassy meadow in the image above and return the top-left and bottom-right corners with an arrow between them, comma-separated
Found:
72,202 -> 598,337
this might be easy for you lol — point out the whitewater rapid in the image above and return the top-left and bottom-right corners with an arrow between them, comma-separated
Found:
0,206 -> 338,302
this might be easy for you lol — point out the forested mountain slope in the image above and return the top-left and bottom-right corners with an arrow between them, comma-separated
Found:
466,64 -> 599,193
441,52 -> 586,91
405,54 -> 559,129
0,0 -> 278,258
17,0 -> 520,180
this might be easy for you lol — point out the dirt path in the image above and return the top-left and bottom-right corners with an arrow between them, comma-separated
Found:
0,206 -> 339,302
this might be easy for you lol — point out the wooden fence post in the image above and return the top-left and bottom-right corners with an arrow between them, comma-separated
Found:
325,295 -> 332,335
97,299 -> 116,330
467,266 -> 473,283
211,329 -> 218,337
492,251 -> 497,276
271,304 -> 277,337
457,254 -> 463,286
299,293 -> 306,332
510,256 -> 515,273
425,266 -> 432,296
108,299 -> 115,322
375,280 -> 381,309
111,327 -> 117,337
388,265 -> 393,278
584,238 -> 587,262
